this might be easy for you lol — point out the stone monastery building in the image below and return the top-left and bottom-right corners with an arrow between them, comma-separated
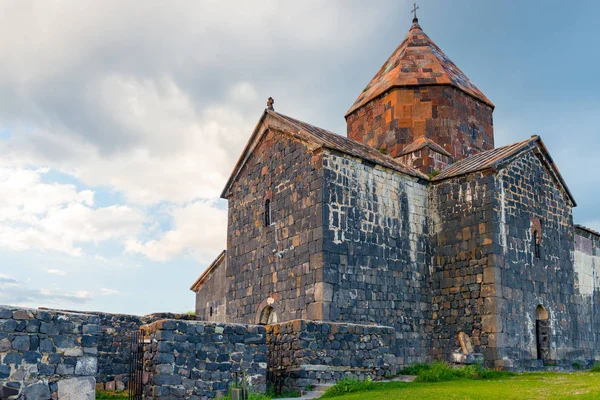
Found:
191,15 -> 600,369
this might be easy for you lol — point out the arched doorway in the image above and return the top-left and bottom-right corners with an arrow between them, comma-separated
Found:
536,305 -> 550,362
259,305 -> 278,325
256,297 -> 279,325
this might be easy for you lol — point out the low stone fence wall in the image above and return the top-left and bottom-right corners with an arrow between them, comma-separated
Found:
44,308 -> 197,390
266,320 -> 397,391
141,319 -> 267,399
94,311 -> 196,390
0,305 -> 99,399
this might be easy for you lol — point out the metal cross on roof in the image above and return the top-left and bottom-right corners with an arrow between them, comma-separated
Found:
411,2 -> 419,21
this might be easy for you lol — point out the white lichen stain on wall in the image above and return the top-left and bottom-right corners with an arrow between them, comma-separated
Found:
574,248 -> 600,297
524,311 -> 536,355
497,172 -> 508,255
325,153 -> 428,265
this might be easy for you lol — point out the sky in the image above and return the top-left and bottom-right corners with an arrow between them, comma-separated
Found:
0,0 -> 598,315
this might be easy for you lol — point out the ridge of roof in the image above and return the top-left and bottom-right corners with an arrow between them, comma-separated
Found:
397,136 -> 452,158
269,111 -> 429,180
346,20 -> 493,117
190,250 -> 226,292
432,135 -> 576,206
220,109 -> 430,198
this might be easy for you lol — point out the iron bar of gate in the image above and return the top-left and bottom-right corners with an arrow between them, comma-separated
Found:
128,330 -> 144,400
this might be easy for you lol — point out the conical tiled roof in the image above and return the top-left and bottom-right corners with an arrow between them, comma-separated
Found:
346,19 -> 493,116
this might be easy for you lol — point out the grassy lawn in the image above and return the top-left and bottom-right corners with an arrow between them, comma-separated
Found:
96,390 -> 128,399
323,372 -> 600,400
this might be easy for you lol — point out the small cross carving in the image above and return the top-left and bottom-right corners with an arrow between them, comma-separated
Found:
411,2 -> 419,20
267,97 -> 274,111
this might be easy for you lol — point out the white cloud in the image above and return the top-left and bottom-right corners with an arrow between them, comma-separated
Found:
0,1 -> 393,269
46,269 -> 66,276
0,0 -> 390,205
126,200 -> 226,262
0,166 -> 93,222
0,274 -> 93,308
100,288 -> 120,295
0,165 -> 146,256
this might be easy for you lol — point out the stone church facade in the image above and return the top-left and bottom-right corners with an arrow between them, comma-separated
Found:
192,17 -> 600,369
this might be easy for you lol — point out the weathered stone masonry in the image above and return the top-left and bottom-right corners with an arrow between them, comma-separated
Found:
141,320 -> 267,399
192,251 -> 228,323
429,171 -> 495,363
0,306 -> 99,399
573,226 -> 600,362
43,309 -> 197,391
225,127 -> 325,324
491,152 -> 580,368
266,320 -> 396,392
322,151 -> 431,365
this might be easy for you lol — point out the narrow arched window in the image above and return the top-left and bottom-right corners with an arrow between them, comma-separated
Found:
533,231 -> 541,259
264,199 -> 271,227
209,306 -> 213,317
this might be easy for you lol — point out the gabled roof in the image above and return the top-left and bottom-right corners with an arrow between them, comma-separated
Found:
574,224 -> 600,238
432,136 -> 576,206
220,110 -> 428,198
346,19 -> 493,117
190,250 -> 226,292
397,136 -> 452,158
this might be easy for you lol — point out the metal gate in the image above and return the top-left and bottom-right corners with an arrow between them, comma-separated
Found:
266,346 -> 284,395
128,330 -> 144,400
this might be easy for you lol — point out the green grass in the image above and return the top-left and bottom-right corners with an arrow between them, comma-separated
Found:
321,377 -> 375,397
318,372 -> 600,400
219,390 -> 271,400
399,361 -> 514,383
591,362 -> 600,372
96,390 -> 128,399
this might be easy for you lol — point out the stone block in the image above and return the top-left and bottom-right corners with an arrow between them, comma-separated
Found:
57,377 -> 96,400
11,335 -> 30,351
481,314 -> 501,333
22,382 -> 51,400
0,337 -> 11,351
314,282 -> 333,302
75,356 -> 98,376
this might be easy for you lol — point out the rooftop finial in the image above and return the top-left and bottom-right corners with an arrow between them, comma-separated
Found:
267,97 -> 274,111
411,2 -> 419,23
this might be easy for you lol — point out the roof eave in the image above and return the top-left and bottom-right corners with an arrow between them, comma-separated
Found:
190,250 -> 227,292
344,83 -> 495,118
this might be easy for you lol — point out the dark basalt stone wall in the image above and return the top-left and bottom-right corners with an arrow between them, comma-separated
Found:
195,257 -> 228,323
429,170 -> 496,364
321,151 -> 431,366
266,320 -> 396,392
0,306 -> 100,399
491,151 -> 597,369
46,310 -> 196,390
141,320 -> 267,399
225,129 -> 325,324
573,227 -> 600,362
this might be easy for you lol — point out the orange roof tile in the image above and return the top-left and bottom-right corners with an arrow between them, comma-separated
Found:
432,137 -> 536,180
432,135 -> 576,206
346,19 -> 493,117
398,136 -> 451,158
